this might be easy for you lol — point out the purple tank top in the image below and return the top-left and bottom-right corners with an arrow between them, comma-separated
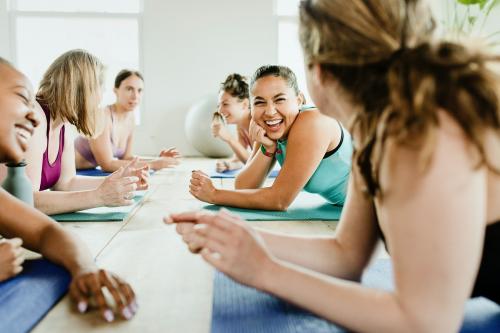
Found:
74,105 -> 126,167
39,102 -> 65,191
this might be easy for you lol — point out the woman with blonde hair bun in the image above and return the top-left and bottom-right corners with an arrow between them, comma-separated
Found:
6,49 -> 149,215
169,0 -> 500,331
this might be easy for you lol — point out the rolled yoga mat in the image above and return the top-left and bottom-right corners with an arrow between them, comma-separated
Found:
212,259 -> 500,333
50,193 -> 146,222
0,258 -> 71,333
204,191 -> 342,221
210,168 -> 280,179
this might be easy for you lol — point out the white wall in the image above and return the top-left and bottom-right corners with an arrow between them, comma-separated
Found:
0,0 -> 277,156
2,0 -> 494,156
136,0 -> 277,156
0,0 -> 10,59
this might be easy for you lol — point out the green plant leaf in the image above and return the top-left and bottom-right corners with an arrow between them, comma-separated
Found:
456,0 -> 483,5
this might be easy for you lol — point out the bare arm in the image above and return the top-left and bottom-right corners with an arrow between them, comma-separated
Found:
257,175 -> 378,278
193,112 -> 336,210
89,112 -> 135,172
35,128 -> 139,215
212,122 -> 250,163
172,172 -> 379,279
227,129 -> 251,163
234,142 -> 276,189
190,115 -> 486,332
121,127 -> 134,160
34,128 -> 105,214
0,189 -> 95,274
0,189 -> 138,321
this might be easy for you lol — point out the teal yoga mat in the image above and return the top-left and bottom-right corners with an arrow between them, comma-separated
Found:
50,193 -> 146,222
204,192 -> 342,221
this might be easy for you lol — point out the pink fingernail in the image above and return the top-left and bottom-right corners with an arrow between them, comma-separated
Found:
122,307 -> 133,320
77,301 -> 87,313
104,309 -> 114,322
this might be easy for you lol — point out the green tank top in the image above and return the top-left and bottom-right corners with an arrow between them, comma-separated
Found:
275,106 -> 352,206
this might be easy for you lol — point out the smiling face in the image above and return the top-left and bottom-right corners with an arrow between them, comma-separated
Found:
217,91 -> 248,124
0,63 -> 39,163
114,74 -> 144,112
251,75 -> 303,140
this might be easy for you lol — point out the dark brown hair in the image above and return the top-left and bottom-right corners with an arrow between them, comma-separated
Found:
299,0 -> 500,196
115,69 -> 144,89
250,65 -> 300,96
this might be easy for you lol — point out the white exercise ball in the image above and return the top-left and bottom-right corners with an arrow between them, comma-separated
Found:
185,95 -> 236,158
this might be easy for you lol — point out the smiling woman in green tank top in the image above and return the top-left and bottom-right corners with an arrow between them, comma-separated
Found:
188,65 -> 352,210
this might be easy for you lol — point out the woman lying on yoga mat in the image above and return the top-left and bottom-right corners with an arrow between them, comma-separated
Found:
190,65 -> 352,210
212,73 -> 254,173
168,0 -> 500,331
0,50 -> 149,215
0,57 -> 137,321
75,69 -> 180,172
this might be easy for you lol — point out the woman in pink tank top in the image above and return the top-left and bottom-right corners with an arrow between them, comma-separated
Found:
22,50 -> 149,215
211,73 -> 255,173
75,70 -> 180,172
0,57 -> 137,322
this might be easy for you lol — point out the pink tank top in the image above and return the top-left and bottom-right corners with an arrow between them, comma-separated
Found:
39,102 -> 65,191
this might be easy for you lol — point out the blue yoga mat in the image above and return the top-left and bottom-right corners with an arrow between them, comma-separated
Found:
210,168 -> 280,179
212,259 -> 500,333
0,258 -> 71,333
76,168 -> 110,177
76,168 -> 155,177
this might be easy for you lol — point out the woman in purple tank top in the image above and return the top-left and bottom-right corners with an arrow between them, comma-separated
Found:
0,58 -> 137,322
21,50 -> 149,215
75,70 -> 180,172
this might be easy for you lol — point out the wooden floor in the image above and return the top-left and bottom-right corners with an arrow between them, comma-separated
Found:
33,158 -> 338,333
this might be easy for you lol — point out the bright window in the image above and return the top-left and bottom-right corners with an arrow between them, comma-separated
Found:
276,0 -> 311,102
276,0 -> 299,16
9,0 -> 142,117
13,0 -> 141,13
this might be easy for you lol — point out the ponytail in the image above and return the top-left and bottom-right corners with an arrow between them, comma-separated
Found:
353,42 -> 500,196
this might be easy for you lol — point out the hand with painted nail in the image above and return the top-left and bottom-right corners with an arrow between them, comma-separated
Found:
0,238 -> 25,282
189,170 -> 217,204
69,268 -> 137,322
166,209 -> 275,289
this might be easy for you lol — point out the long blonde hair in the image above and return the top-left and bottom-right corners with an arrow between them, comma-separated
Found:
37,49 -> 104,137
299,0 -> 500,196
